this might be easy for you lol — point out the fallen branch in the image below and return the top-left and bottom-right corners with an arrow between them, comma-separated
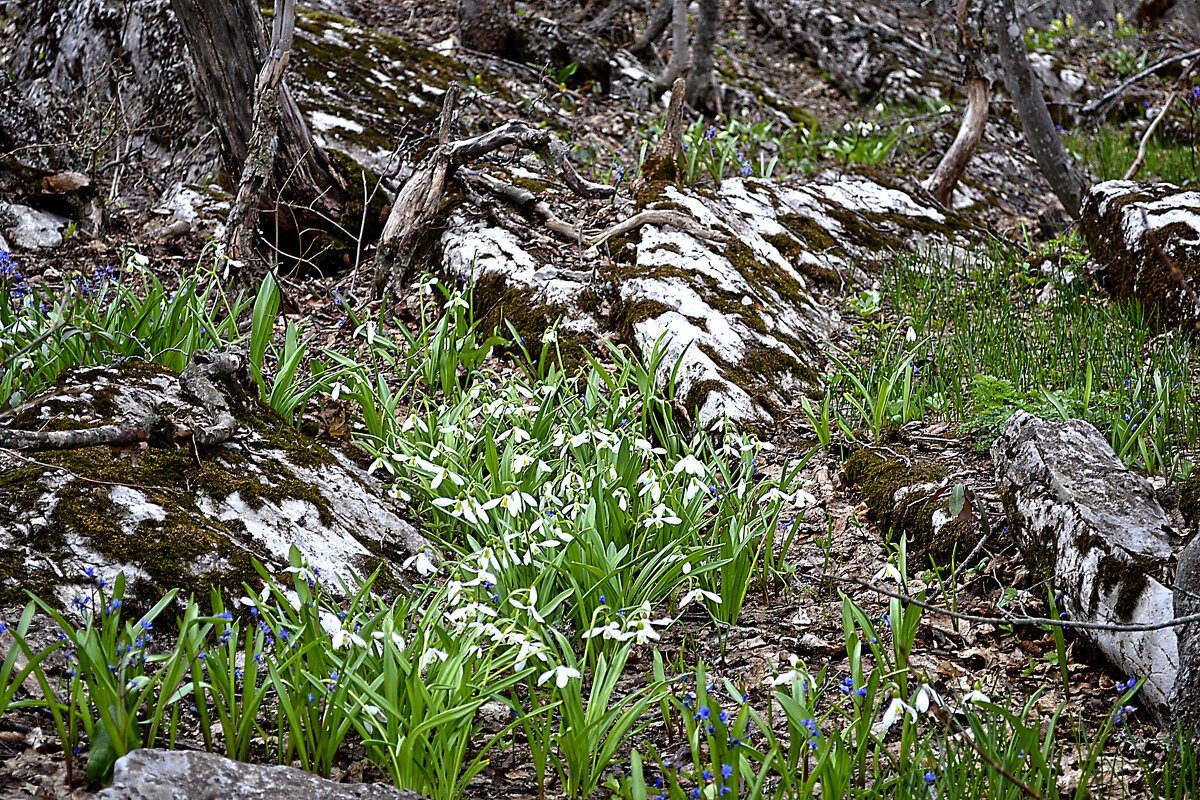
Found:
632,76 -> 687,193
1125,57 -> 1199,181
465,170 -> 726,254
0,350 -> 245,453
1083,46 -> 1200,118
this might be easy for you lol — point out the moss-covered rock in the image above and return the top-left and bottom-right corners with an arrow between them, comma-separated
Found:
1080,180 -> 1200,329
843,447 -> 975,566
0,357 -> 433,619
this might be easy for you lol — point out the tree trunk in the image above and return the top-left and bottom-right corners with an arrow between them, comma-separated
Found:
1174,534 -> 1200,735
631,0 -> 672,54
991,0 -> 1086,218
169,0 -> 351,254
456,0 -> 514,55
652,0 -> 690,95
685,0 -> 721,111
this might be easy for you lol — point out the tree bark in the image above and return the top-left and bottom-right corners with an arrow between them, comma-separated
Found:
632,0 -> 672,54
685,0 -> 721,111
456,0 -> 514,55
652,0 -> 690,95
169,0 -> 350,250
991,0 -> 1086,218
924,0 -> 988,209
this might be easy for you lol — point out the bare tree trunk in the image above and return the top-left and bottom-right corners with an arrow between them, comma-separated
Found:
457,0 -> 514,55
991,0 -> 1085,217
652,0 -> 690,95
685,0 -> 721,111
632,0 -> 672,54
169,0 -> 351,250
924,0 -> 988,208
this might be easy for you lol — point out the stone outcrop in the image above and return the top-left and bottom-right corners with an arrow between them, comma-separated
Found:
95,750 -> 427,800
991,411 -> 1180,712
442,172 -> 965,430
0,355 -> 434,617
1080,181 -> 1200,329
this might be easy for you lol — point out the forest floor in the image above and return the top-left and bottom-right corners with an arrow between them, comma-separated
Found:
3,0 -> 1200,797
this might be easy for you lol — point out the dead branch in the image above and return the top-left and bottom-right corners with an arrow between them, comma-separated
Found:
1125,58 -> 1199,181
465,170 -> 727,253
223,0 -> 299,259
375,99 -> 616,291
631,0 -> 672,55
0,350 -> 245,453
1083,46 -> 1200,119
652,0 -> 690,95
924,70 -> 988,208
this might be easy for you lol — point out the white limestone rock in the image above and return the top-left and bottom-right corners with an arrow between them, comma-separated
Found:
991,411 -> 1181,714
1080,180 -> 1200,328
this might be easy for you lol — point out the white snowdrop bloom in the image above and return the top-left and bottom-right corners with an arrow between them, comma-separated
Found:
771,655 -> 803,686
673,454 -> 707,477
680,587 -> 722,608
684,477 -> 707,503
582,621 -> 632,641
881,698 -> 918,729
612,487 -> 631,512
906,325 -> 917,343
637,471 -> 663,502
795,489 -> 819,507
499,491 -> 537,516
569,430 -> 591,448
544,329 -> 558,343
872,563 -> 903,585
419,647 -> 449,670
508,587 -> 545,623
914,684 -> 942,713
389,631 -> 406,650
552,430 -> 567,448
875,102 -> 885,113
628,618 -> 662,644
446,603 -> 497,624
906,124 -> 915,134
961,690 -> 991,706
938,104 -> 951,113
645,503 -> 681,529
432,495 -> 478,524
331,622 -> 367,650
512,453 -> 535,473
443,293 -> 469,310
514,638 -> 550,670
634,438 -> 666,455
415,458 -> 465,490
403,552 -> 437,576
539,664 -> 581,688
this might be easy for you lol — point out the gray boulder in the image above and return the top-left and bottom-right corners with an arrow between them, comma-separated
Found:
991,411 -> 1179,712
1080,181 -> 1200,329
0,353 -> 435,616
95,749 -> 425,800
0,202 -> 70,249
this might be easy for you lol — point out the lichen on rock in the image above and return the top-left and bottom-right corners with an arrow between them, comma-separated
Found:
0,358 -> 433,619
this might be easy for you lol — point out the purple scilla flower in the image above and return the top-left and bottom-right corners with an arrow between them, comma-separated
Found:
925,771 -> 935,783
702,770 -> 713,781
721,764 -> 733,780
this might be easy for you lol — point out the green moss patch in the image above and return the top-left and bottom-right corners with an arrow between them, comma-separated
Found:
844,448 -> 977,567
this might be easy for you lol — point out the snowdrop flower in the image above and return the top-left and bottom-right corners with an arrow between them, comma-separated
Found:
881,698 -> 918,729
673,453 -> 707,477
906,325 -> 917,343
680,587 -> 722,609
914,684 -> 942,713
872,563 -> 903,584
683,477 -> 707,503
419,647 -> 449,670
938,104 -> 951,114
403,552 -> 437,576
875,102 -> 885,113
539,664 -> 581,688
628,617 -> 662,644
514,638 -> 550,670
568,430 -> 591,448
512,452 -> 535,473
645,503 -> 681,529
771,654 -> 803,686
415,458 -> 465,490
331,621 -> 367,650
129,251 -> 150,267
796,488 -> 819,507
634,438 -> 666,455
583,621 -> 633,641
508,587 -> 545,623
961,690 -> 991,706
499,490 -> 538,516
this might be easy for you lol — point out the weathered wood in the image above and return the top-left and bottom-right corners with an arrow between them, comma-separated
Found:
632,77 -> 686,193
652,0 -> 690,95
375,113 -> 615,293
224,0 -> 299,258
684,0 -> 720,111
169,0 -> 351,252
